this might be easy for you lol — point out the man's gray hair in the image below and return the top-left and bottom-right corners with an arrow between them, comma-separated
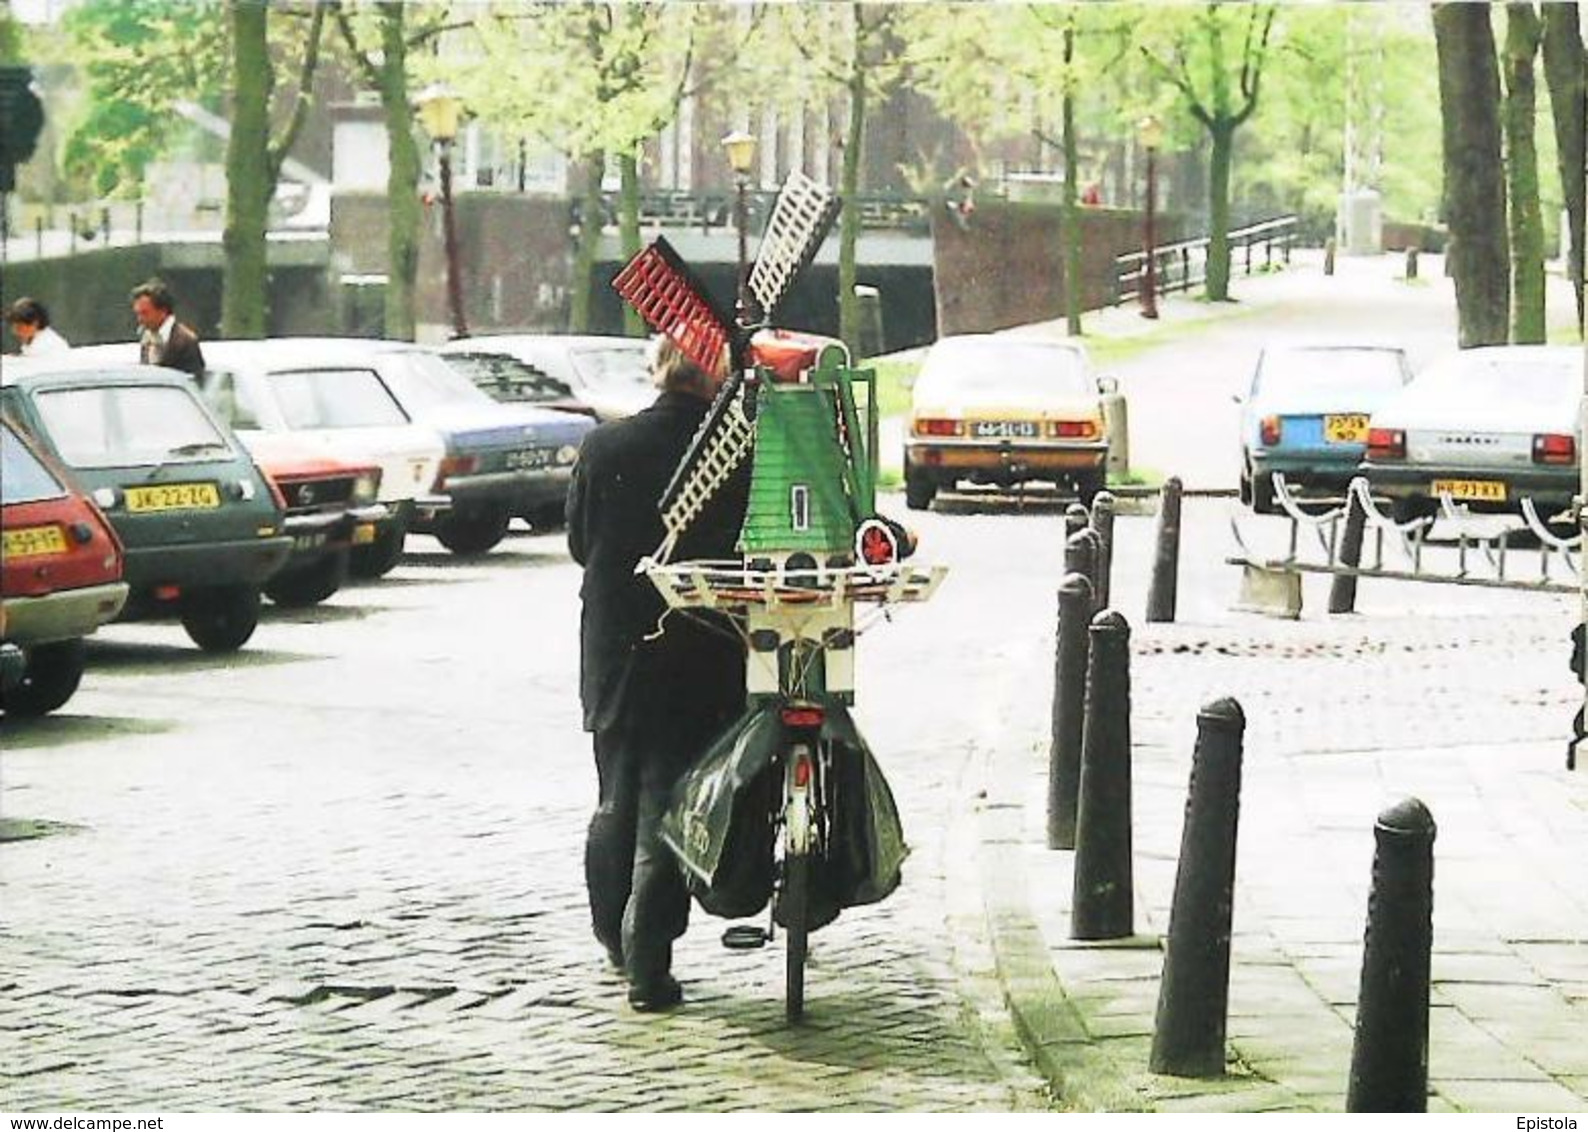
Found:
650,335 -> 719,394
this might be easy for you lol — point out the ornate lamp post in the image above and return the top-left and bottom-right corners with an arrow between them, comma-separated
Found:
416,83 -> 468,339
1137,114 -> 1164,321
721,130 -> 757,326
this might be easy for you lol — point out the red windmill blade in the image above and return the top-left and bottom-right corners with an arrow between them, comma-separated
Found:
611,234 -> 736,377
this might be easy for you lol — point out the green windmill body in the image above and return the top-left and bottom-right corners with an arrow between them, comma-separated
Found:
736,360 -> 877,564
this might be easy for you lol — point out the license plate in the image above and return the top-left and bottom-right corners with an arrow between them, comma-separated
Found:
1324,414 -> 1369,444
504,447 -> 553,470
293,532 -> 327,552
352,523 -> 377,546
125,482 -> 221,513
3,525 -> 67,557
1431,478 -> 1507,502
971,420 -> 1039,439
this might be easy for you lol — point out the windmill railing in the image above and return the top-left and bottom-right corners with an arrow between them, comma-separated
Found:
1114,215 -> 1299,306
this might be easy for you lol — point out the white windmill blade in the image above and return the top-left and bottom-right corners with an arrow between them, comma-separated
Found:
747,171 -> 840,323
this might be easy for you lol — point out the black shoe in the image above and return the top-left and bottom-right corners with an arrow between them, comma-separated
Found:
627,975 -> 683,1013
603,942 -> 624,971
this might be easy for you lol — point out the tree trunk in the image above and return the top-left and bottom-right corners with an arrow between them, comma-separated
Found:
1433,3 -> 1510,348
222,0 -> 272,339
1061,20 -> 1082,336
838,65 -> 866,358
618,149 -> 643,337
1541,2 -> 1585,329
379,3 -> 418,341
1205,121 -> 1235,302
1503,3 -> 1545,345
569,152 -> 604,333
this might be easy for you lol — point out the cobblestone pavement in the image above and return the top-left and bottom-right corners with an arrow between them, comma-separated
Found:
1,529 -> 1048,1112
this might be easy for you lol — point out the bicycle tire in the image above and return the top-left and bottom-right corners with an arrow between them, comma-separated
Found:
784,851 -> 810,1022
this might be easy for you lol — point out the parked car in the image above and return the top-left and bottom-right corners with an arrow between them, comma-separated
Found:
438,335 -> 654,422
435,350 -> 598,420
251,441 -> 386,607
173,340 -> 448,578
1,360 -> 291,652
903,335 -> 1113,510
1362,345 -> 1583,523
1237,343 -> 1412,512
1,415 -> 129,716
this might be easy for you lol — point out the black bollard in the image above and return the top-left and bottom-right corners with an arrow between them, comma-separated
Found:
1347,798 -> 1436,1113
1324,237 -> 1337,276
1329,482 -> 1368,614
1072,609 -> 1133,941
1065,529 -> 1101,611
1089,492 -> 1116,609
1150,698 -> 1246,1077
1405,246 -> 1419,280
1146,476 -> 1183,624
1048,572 -> 1095,850
1065,502 -> 1090,540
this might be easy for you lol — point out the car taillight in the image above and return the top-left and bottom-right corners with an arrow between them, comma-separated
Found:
1046,420 -> 1099,439
913,418 -> 963,438
1532,433 -> 1576,465
1367,427 -> 1406,461
1259,416 -> 1282,446
434,454 -> 480,489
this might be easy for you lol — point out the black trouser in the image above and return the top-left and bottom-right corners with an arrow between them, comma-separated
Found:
585,718 -> 707,986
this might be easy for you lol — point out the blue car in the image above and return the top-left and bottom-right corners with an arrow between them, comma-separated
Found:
1237,344 -> 1411,512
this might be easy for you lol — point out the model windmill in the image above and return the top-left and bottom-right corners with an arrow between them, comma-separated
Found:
612,170 -> 943,703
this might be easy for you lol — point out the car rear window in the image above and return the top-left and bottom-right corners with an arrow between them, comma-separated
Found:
1,422 -> 66,505
442,353 -> 574,403
916,339 -> 1092,398
267,368 -> 410,429
570,345 -> 652,393
33,384 -> 233,468
1256,349 -> 1407,397
374,350 -> 496,413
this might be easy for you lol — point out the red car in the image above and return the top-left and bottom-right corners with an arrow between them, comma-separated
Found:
1,416 -> 129,717
248,439 -> 387,607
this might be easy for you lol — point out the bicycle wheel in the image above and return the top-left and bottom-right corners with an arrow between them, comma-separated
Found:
784,850 -> 810,1022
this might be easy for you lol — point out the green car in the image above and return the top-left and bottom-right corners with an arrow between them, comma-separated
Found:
0,360 -> 292,652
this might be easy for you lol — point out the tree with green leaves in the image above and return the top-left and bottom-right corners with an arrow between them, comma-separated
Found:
222,1 -> 325,339
1433,3 -> 1510,348
1501,3 -> 1545,345
1140,3 -> 1276,302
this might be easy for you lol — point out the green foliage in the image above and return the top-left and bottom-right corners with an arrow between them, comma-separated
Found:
60,0 -> 228,198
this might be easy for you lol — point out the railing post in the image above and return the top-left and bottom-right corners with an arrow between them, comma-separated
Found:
1329,481 -> 1368,614
34,214 -> 42,259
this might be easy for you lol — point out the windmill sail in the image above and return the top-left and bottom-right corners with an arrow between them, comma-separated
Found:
747,172 -> 840,324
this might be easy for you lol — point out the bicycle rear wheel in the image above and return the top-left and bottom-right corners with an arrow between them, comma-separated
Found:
784,851 -> 810,1022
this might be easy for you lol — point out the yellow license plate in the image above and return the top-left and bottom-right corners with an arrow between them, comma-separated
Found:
1431,478 -> 1507,502
125,482 -> 221,513
1324,414 -> 1369,444
352,523 -> 377,546
3,525 -> 68,557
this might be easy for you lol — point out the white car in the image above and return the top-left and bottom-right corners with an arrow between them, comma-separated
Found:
438,335 -> 654,422
1362,345 -> 1582,523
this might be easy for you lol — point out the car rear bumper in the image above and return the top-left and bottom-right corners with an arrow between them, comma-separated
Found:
1249,450 -> 1363,488
414,469 -> 573,524
1,582 -> 130,646
1362,462 -> 1578,508
907,441 -> 1106,483
124,536 -> 295,590
283,504 -> 389,562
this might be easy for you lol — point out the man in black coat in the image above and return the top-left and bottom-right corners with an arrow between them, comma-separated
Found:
130,279 -> 206,379
567,337 -> 749,1011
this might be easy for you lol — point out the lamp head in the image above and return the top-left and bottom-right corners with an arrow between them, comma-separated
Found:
721,130 -> 757,176
415,83 -> 465,143
1136,114 -> 1164,151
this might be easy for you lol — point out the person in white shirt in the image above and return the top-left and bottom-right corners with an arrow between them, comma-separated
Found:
6,297 -> 70,357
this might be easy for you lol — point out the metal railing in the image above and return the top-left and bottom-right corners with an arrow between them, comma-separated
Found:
589,190 -> 930,236
1114,215 -> 1300,306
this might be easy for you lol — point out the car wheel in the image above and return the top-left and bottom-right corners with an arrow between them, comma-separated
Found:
180,585 -> 261,653
0,640 -> 86,718
350,518 -> 408,578
1076,472 -> 1105,507
1391,497 -> 1437,526
525,502 -> 567,532
904,467 -> 937,511
435,503 -> 512,555
264,549 -> 350,608
1250,470 -> 1277,515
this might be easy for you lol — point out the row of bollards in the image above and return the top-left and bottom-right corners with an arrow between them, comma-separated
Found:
1045,488 -> 1436,1110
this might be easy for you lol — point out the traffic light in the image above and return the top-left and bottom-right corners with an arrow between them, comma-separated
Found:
0,65 -> 45,194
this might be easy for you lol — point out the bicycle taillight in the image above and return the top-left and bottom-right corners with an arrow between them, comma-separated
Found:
780,705 -> 825,729
792,751 -> 813,789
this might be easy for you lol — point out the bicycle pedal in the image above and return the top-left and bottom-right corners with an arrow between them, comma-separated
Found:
722,924 -> 770,950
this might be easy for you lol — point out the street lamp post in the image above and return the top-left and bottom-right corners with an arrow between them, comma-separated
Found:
1137,114 -> 1164,321
416,83 -> 468,339
721,131 -> 757,328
